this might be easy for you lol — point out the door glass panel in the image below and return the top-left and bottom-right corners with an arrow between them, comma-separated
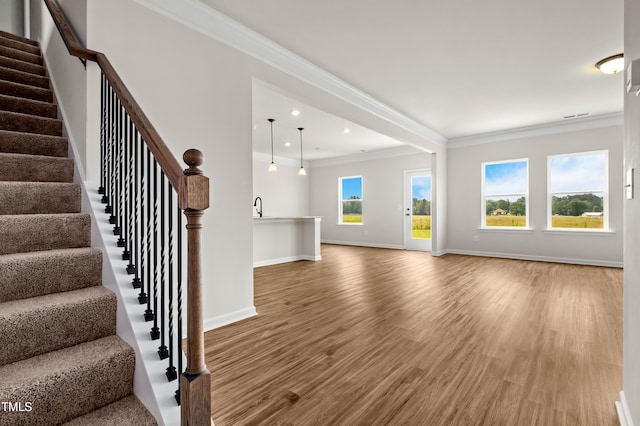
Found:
411,176 -> 431,240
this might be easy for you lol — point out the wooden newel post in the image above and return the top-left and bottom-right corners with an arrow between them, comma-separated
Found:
179,149 -> 213,425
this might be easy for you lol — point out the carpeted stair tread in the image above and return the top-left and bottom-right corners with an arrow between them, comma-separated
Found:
0,54 -> 46,76
0,213 -> 91,255
0,44 -> 42,66
0,152 -> 73,182
0,30 -> 39,47
62,395 -> 157,426
0,286 -> 117,366
0,93 -> 57,118
0,335 -> 135,426
0,130 -> 68,157
0,65 -> 49,89
0,247 -> 102,303
0,182 -> 80,214
0,79 -> 52,102
0,34 -> 40,56
0,110 -> 62,136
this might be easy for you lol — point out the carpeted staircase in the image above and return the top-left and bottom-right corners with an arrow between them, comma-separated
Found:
0,31 -> 156,425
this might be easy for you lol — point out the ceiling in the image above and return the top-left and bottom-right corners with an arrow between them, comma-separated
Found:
201,0 -> 624,161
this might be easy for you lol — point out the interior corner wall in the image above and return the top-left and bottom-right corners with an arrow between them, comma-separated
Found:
623,0 -> 640,421
432,149 -> 447,254
253,157 -> 310,217
87,0 -> 254,326
30,0 -> 88,179
0,0 -> 24,36
309,152 -> 431,248
447,125 -> 623,266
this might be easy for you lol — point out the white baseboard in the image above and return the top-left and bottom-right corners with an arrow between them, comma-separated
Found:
617,391 -> 635,426
322,240 -> 404,250
253,254 -> 322,268
203,307 -> 257,333
443,249 -> 623,268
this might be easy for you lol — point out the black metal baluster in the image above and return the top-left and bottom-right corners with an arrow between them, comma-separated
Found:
144,147 -> 154,321
120,113 -> 129,258
151,159 -> 160,340
116,102 -> 125,246
175,206 -> 183,404
98,72 -> 106,196
106,87 -> 115,215
122,116 -> 132,262
132,129 -> 142,288
111,98 -> 120,228
165,185 -> 177,384
137,138 -> 148,300
158,172 -> 168,359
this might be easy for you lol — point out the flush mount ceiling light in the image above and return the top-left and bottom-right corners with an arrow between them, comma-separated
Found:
297,127 -> 306,176
291,109 -> 300,117
596,53 -> 624,74
343,128 -> 351,134
268,118 -> 277,172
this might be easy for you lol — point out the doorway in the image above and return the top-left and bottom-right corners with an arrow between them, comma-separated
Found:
404,170 -> 432,251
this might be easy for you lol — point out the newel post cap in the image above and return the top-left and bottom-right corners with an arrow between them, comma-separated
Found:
180,149 -> 209,211
184,149 -> 204,176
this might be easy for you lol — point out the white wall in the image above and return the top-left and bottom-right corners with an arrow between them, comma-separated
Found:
623,0 -> 640,421
447,125 -> 624,266
0,0 -> 24,36
30,0 -> 88,179
309,147 -> 431,249
253,154 -> 309,217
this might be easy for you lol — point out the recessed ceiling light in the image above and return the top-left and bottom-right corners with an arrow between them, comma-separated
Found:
343,128 -> 351,134
595,53 -> 624,74
291,109 -> 300,117
284,140 -> 291,147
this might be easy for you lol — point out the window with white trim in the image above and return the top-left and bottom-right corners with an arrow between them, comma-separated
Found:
339,176 -> 362,224
548,150 -> 608,230
482,159 -> 529,228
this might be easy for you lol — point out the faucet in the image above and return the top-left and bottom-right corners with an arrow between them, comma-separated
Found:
254,196 -> 263,217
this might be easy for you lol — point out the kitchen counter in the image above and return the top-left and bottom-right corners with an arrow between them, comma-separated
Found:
253,216 -> 321,267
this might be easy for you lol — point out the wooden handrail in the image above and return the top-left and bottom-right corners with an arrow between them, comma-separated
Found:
44,1 -> 211,424
44,0 -> 185,192
44,0 -> 97,62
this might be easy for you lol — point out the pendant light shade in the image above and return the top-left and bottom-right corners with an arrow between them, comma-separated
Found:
297,127 -> 306,176
268,118 -> 277,172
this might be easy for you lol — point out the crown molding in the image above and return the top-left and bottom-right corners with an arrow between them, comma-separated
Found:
447,112 -> 623,148
134,0 -> 447,148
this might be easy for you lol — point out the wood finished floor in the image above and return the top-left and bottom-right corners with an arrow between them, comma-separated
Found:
204,244 -> 622,425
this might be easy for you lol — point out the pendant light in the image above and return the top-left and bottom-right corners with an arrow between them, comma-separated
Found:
297,127 -> 306,176
268,118 -> 277,172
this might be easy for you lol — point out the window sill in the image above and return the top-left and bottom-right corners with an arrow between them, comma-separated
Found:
542,228 -> 615,236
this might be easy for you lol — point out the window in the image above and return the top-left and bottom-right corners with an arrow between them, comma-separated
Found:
339,176 -> 363,224
482,159 -> 528,228
548,151 -> 608,230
